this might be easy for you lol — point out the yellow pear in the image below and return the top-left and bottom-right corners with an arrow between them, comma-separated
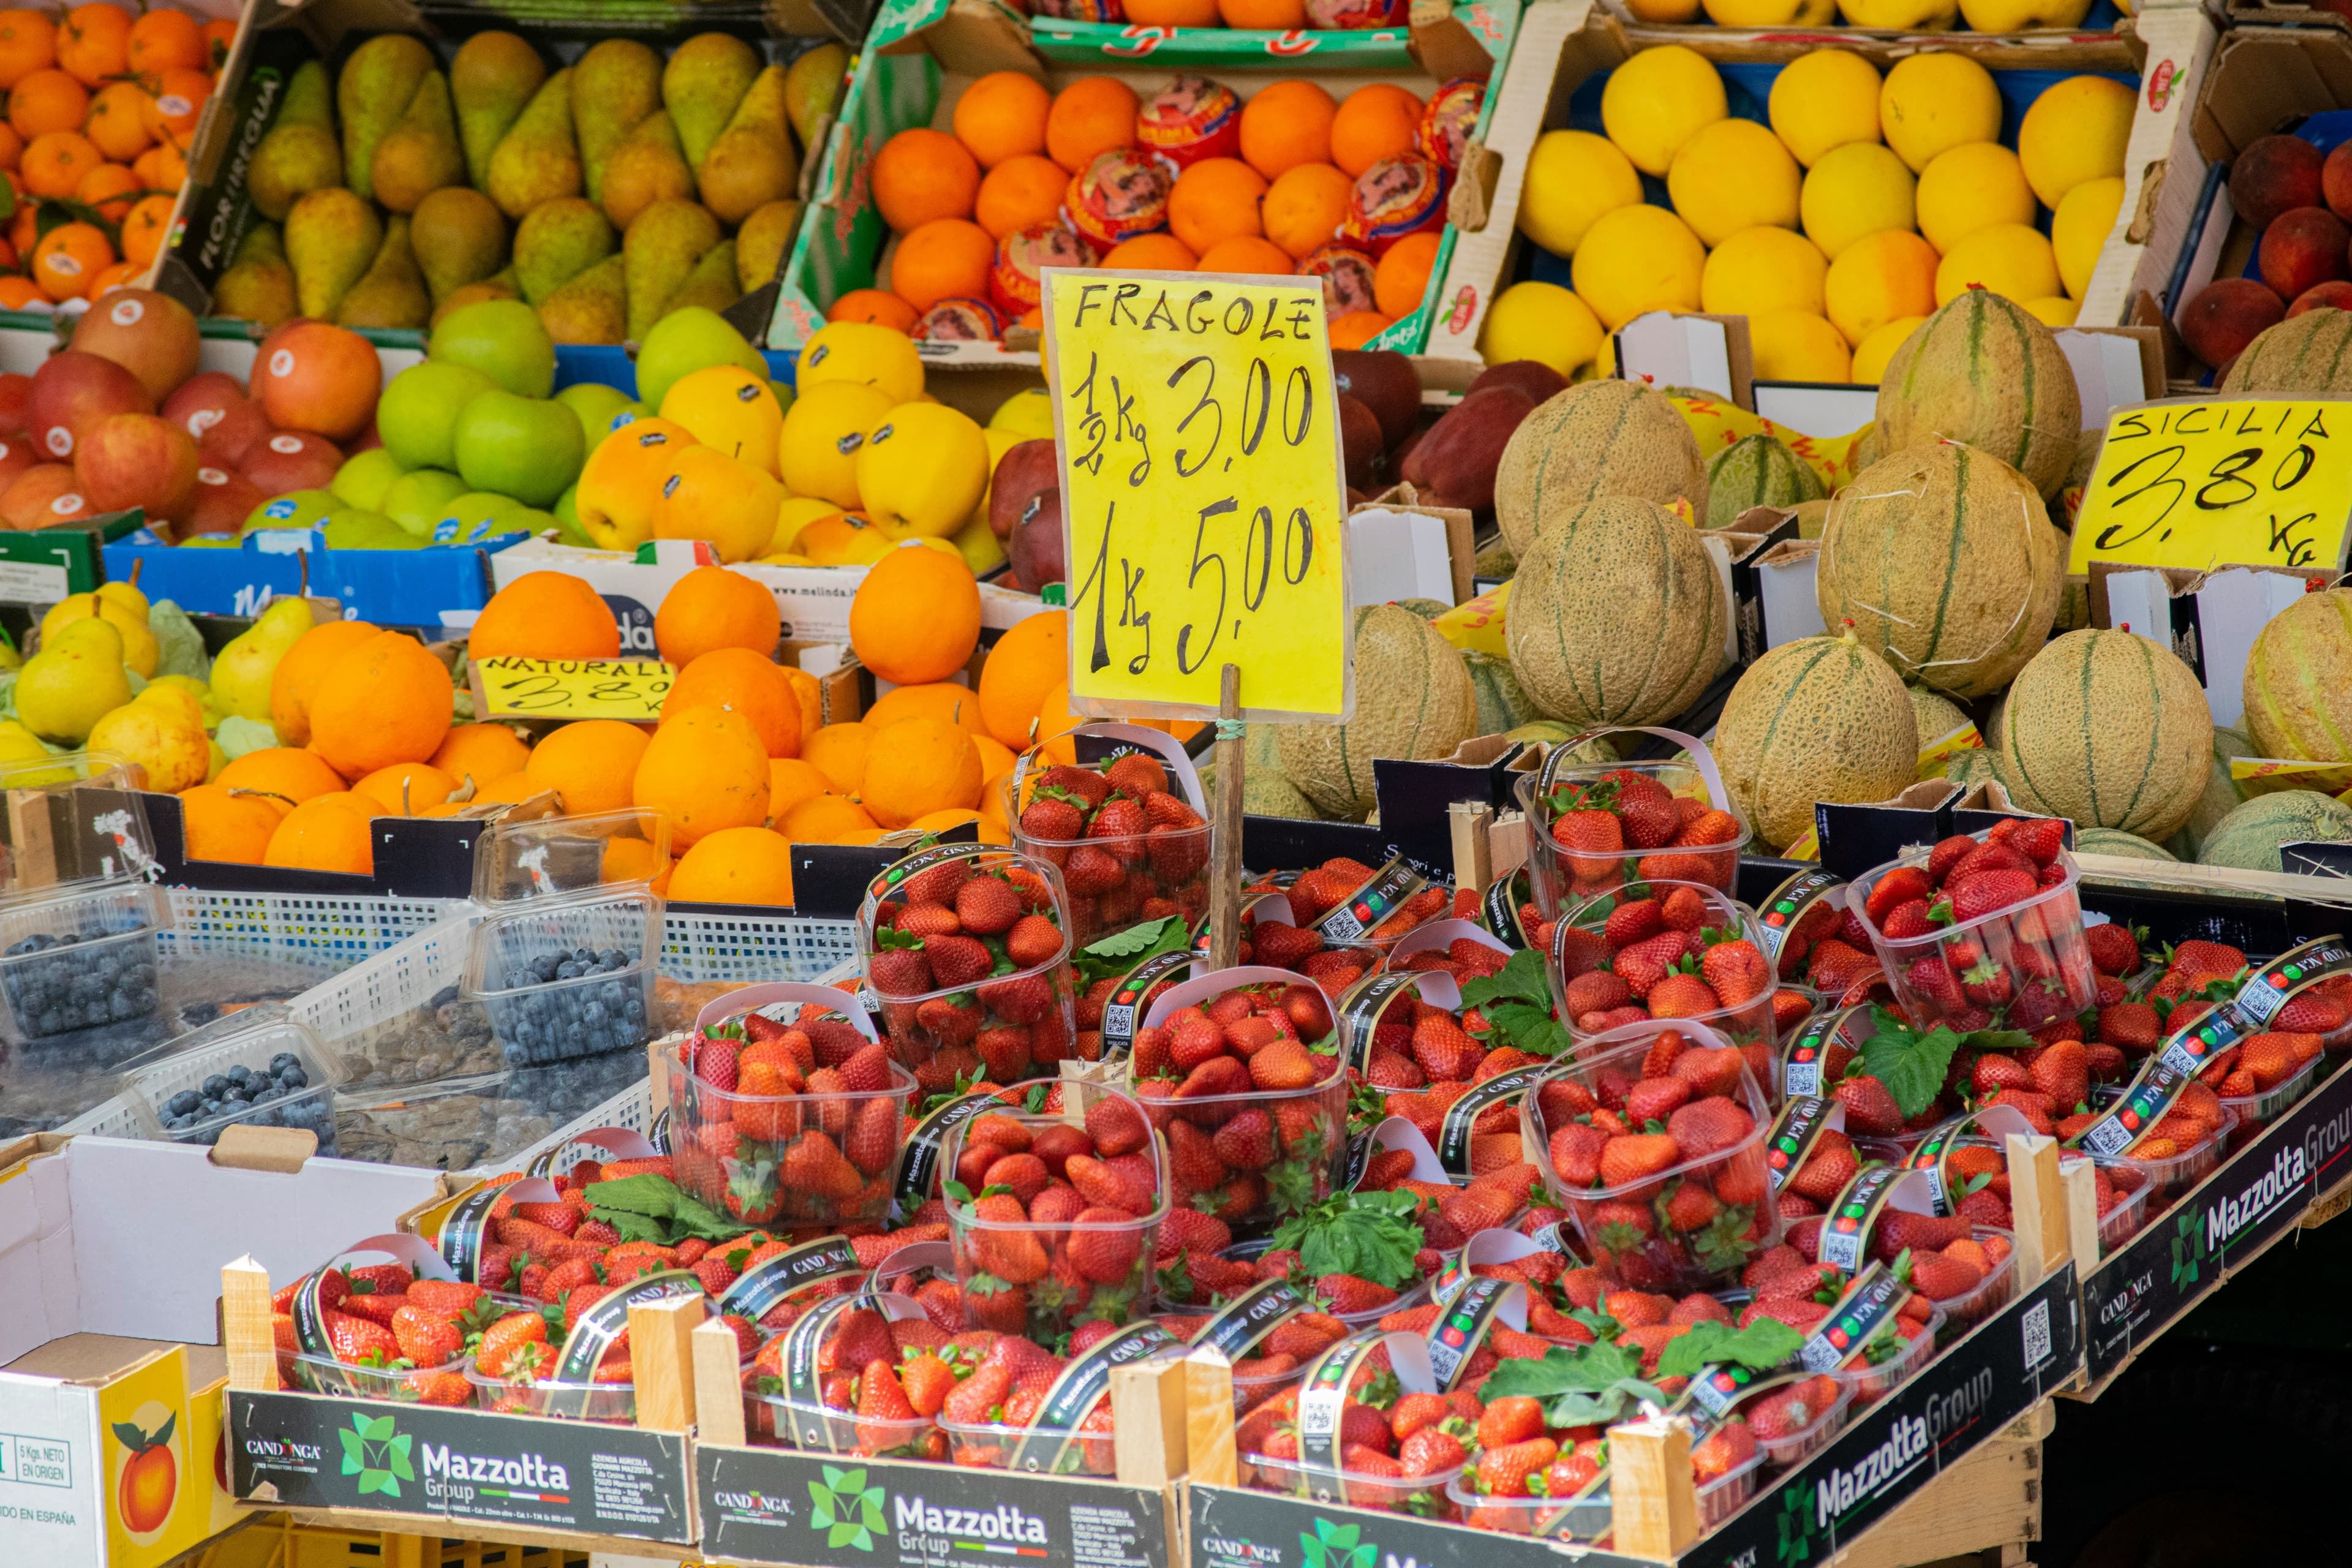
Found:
18,619 -> 134,745
209,597 -> 315,723
42,592 -> 157,679
88,701 -> 209,793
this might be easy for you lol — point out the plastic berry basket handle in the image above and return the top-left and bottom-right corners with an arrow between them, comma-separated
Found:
1534,725 -> 1731,811
693,980 -> 881,1044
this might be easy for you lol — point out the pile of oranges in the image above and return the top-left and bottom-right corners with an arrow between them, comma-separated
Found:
1032,0 -> 1408,28
0,4 -> 225,307
834,67 -> 1485,350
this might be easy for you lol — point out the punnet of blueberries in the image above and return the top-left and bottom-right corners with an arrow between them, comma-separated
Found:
484,946 -> 649,1067
4,924 -> 161,1038
154,1049 -> 336,1152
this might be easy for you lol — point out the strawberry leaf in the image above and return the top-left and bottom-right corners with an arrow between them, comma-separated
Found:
1461,948 -> 1551,1013
1073,914 -> 1193,984
1268,1189 -> 1423,1289
1478,1340 -> 1664,1428
1653,1318 -> 1803,1379
1855,1008 -> 1966,1120
582,1174 -> 736,1244
876,925 -> 925,951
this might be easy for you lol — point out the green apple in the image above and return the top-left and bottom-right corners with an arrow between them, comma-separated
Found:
430,299 -> 557,399
556,383 -> 638,450
769,380 -> 796,421
634,306 -> 766,412
379,361 -> 498,471
243,489 -> 337,532
551,483 -> 596,549
320,508 -> 418,549
382,468 -> 472,537
431,491 -> 521,543
332,447 -> 409,511
453,391 -> 584,508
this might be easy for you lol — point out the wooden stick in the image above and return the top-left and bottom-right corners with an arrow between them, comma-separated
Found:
221,1256 -> 279,1392
2003,1134 -> 2068,1288
1210,663 -> 1243,970
1185,1347 -> 1237,1487
2060,1152 -> 2102,1270
1609,1414 -> 1699,1559
1110,1356 -> 1190,1486
627,1294 -> 704,1433
690,1319 -> 748,1448
1449,802 -> 1494,894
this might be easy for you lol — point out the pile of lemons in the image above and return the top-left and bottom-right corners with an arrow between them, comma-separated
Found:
1483,45 -> 2132,385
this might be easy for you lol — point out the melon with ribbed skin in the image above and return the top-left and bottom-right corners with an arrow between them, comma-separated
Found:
2199,790 -> 2352,872
1277,604 -> 1477,821
1944,747 -> 2005,791
2242,587 -> 2352,761
1999,628 -> 2214,840
1464,650 -> 1541,737
1817,443 -> 2063,699
1505,496 -> 1726,728
2075,827 -> 2176,862
1242,771 -> 1321,819
1874,290 -> 2081,499
1493,380 -> 1705,556
1713,633 -> 1918,849
2218,310 -> 2352,396
2176,726 -> 2252,860
1704,434 -> 1825,529
1907,685 -> 1972,747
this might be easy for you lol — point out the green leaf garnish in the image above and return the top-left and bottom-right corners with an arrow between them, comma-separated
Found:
1267,1189 -> 1424,1290
1653,1319 -> 1804,1379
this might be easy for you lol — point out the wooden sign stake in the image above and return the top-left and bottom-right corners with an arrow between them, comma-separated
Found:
1210,662 -> 1244,970
2003,1133 -> 2070,1287
1610,1414 -> 1700,1558
221,1257 -> 279,1392
1185,1346 -> 1238,1486
627,1294 -> 704,1433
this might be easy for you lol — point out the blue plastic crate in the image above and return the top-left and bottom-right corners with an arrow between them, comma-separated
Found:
103,527 -> 525,628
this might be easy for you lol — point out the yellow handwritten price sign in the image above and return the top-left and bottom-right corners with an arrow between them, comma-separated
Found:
469,655 -> 673,721
2070,398 -> 2352,574
1042,269 -> 1352,721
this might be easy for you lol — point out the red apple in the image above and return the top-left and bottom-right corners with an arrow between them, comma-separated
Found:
0,436 -> 36,497
160,370 -> 249,439
0,463 -> 92,529
239,429 -> 341,494
69,288 -> 201,402
74,413 -> 199,521
28,351 -> 153,462
0,374 -> 32,439
180,466 -> 263,537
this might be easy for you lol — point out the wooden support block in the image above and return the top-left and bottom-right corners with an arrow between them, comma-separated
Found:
2061,1152 -> 2101,1268
1450,802 -> 1495,893
690,1318 -> 747,1449
221,1256 -> 279,1393
1185,1348 -> 1237,1487
2003,1133 -> 2068,1287
1609,1415 -> 1698,1560
1489,812 -> 1529,881
1112,1356 -> 1191,1486
628,1295 -> 705,1433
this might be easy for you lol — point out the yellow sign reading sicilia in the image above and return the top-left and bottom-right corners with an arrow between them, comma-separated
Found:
2070,398 -> 2352,575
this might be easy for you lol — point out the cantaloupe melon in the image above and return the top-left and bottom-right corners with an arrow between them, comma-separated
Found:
1505,497 -> 1726,728
1907,685 -> 1972,747
2075,827 -> 2176,861
1493,380 -> 1705,556
2218,310 -> 2352,396
1944,747 -> 2005,791
1713,633 -> 1919,849
1817,443 -> 2063,699
1984,692 -> 2008,749
1276,604 -> 1478,821
1704,435 -> 1825,529
1999,628 -> 2214,840
2174,725 -> 2252,860
1874,290 -> 2080,499
2199,790 -> 2352,872
1793,499 -> 1830,539
2242,587 -> 2352,761
1393,598 -> 1453,621
1242,771 -> 1322,819
1474,541 -> 1518,578
1464,650 -> 1541,737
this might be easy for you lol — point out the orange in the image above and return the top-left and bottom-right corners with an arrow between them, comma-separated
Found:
1219,0 -> 1307,23
976,608 -> 1068,747
1099,233 -> 1196,270
0,10 -> 55,90
782,790 -> 877,842
1240,81 -> 1336,181
663,646 -> 802,759
802,723 -> 873,794
975,154 -> 1069,239
308,631 -> 453,778
1031,681 -> 1084,763
21,130 -> 99,197
1126,0 -> 1219,21
120,195 -> 172,267
84,81 -> 152,161
872,127 -> 979,234
1197,235 -> 1296,275
1331,84 -> 1423,178
132,142 -> 183,190
180,783 -> 287,865
56,4 -> 126,87
654,562 -> 780,665
127,8 -> 203,75
849,540 -> 981,685
1331,311 -> 1392,349
668,825 -> 796,906
1262,161 -> 1351,259
976,768 -> 1014,842
1168,157 -> 1268,255
527,720 -> 652,815
262,795 -> 372,875
86,259 -> 137,297
909,807 -> 982,835
75,160 -> 139,224
0,124 -> 21,172
473,570 -> 621,660
889,217 -> 993,314
472,773 -> 543,805
201,18 -> 233,69
32,221 -> 110,300
10,71 -> 86,139
767,756 -> 831,821
782,663 -> 823,739
601,835 -> 670,894
431,722 -> 532,785
1045,77 -> 1139,173
268,618 -> 381,744
216,747 -> 345,805
859,715 -> 981,827
863,680 -> 987,737
828,287 -> 919,331
973,734 -> 1014,779
1374,230 -> 1441,317
353,761 -> 458,816
141,68 -> 210,153
633,704 -> 771,846
952,71 -> 1051,169
0,275 -> 39,309
8,203 -> 29,256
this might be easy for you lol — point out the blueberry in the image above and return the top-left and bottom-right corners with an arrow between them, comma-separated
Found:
202,1074 -> 229,1097
167,1089 -> 199,1116
281,1065 -> 308,1089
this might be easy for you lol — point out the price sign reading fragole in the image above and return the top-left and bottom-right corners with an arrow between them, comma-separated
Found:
2070,398 -> 2352,574
469,654 -> 673,721
1043,269 -> 1352,720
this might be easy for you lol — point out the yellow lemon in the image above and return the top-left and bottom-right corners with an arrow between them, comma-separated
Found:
1749,310 -> 1852,382
1826,230 -> 1940,348
1701,227 -> 1829,319
1880,54 -> 2002,173
1600,45 -> 1727,177
856,402 -> 990,538
1933,223 -> 2062,306
1851,315 -> 1928,383
658,364 -> 786,478
989,386 -> 1055,439
778,378 -> 894,510
2053,175 -> 2126,299
1517,130 -> 1643,256
1667,118 -> 1801,247
1915,142 -> 2035,255
1800,143 -> 1917,260
1571,204 -> 1707,330
2018,75 -> 2134,209
1770,51 -> 1883,167
796,320 -> 924,405
2024,296 -> 2079,326
1480,281 -> 1604,376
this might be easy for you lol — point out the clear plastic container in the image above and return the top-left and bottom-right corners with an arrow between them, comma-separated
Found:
1230,1358 -> 1309,1415
940,1415 -> 1118,1476
1246,1452 -> 1464,1515
1331,1275 -> 1430,1332
663,1041 -> 916,1229
466,1369 -> 635,1422
1747,1382 -> 1854,1466
1828,1305 -> 1944,1408
2220,1054 -> 2320,1150
1555,880 -> 1776,1050
2099,1108 -> 2236,1215
1514,759 -> 1750,918
1921,1227 -> 2016,1342
747,1391 -> 937,1458
1447,1452 -> 1760,1537
1847,837 -> 2096,1035
473,807 -> 671,905
462,891 -> 660,1068
292,1352 -> 471,1403
1005,780 -> 1210,948
1132,1054 -> 1348,1231
2086,1156 -> 2151,1253
122,1005 -> 341,1155
0,752 -> 154,895
0,875 -> 167,1039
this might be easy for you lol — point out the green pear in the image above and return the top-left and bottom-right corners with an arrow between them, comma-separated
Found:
513,197 -> 615,306
736,200 -> 801,292
337,34 -> 434,205
662,32 -> 760,172
336,214 -> 431,330
372,70 -> 464,213
697,64 -> 797,226
213,221 -> 298,329
571,40 -> 662,203
451,29 -> 546,189
249,60 -> 342,222
661,238 -> 739,318
622,198 -> 720,340
486,67 -> 581,220
285,187 -> 383,321
783,43 -> 848,153
538,254 -> 627,345
207,598 -> 315,724
633,305 -> 764,410
17,618 -> 131,745
599,110 -> 695,231
410,186 -> 509,306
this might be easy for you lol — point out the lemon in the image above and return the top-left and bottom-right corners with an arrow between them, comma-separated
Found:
796,321 -> 924,405
2025,296 -> 2079,326
1749,311 -> 1853,382
778,379 -> 895,510
1702,227 -> 1829,318
1770,51 -> 1883,167
1481,281 -> 1604,376
1572,204 -> 1707,330
774,493 -> 842,556
1800,143 -> 1917,260
1880,54 -> 2002,173
1826,230 -> 1940,348
1851,316 -> 1928,383
2018,75 -> 2133,209
1915,142 -> 2035,255
856,403 -> 990,538
1933,223 -> 2062,306
989,387 -> 1055,439
1704,0 -> 1833,24
1667,119 -> 1801,247
2053,176 -> 2126,300
1600,46 -> 1727,177
1518,130 -> 1643,255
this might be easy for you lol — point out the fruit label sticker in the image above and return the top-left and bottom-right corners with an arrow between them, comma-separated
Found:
778,1289 -> 928,1450
1313,856 -> 1430,945
552,1268 -> 706,1385
1099,944 -> 1204,1059
1423,1275 -> 1525,1389
1815,1165 -> 1934,1275
2228,936 -> 2352,1029
718,1235 -> 865,1324
1782,1005 -> 1872,1100
420,1174 -> 560,1283
1798,1262 -> 1907,1373
1435,1065 -> 1547,1177
1005,1320 -> 1180,1474
1041,270 -> 1353,723
1683,1362 -> 1792,1422
1334,967 -> 1461,1071
1191,1278 -> 1314,1363
895,1088 -> 1003,1207
2069,1057 -> 2193,1158
1754,869 -> 1844,966
2152,1004 -> 2247,1080
468,654 -> 675,722
1763,1095 -> 1844,1195
1296,1330 -> 1438,1495
2070,399 -> 2352,574
1481,869 -> 1534,946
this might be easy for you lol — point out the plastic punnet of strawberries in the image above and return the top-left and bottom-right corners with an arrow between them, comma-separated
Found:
1520,764 -> 1747,914
741,1300 -> 949,1459
274,1262 -> 488,1407
1355,957 -> 1564,1179
1763,1194 -> 2017,1342
1552,880 -> 1781,1052
1009,750 -> 1210,945
860,850 -> 1080,1092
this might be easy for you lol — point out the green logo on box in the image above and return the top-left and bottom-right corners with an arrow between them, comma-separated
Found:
1299,1518 -> 1376,1568
338,1412 -> 413,1498
809,1464 -> 887,1551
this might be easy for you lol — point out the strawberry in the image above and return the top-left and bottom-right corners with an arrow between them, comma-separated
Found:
1039,766 -> 1111,810
1144,789 -> 1201,827
1088,797 -> 1148,856
2028,1040 -> 2089,1112
1411,1014 -> 1483,1080
390,1305 -> 463,1366
1248,1039 -> 1322,1091
1787,1139 -> 1858,1204
873,952 -> 937,1001
2275,990 -> 2348,1035
325,1312 -> 398,1366
1597,1133 -> 1679,1188
1066,1154 -> 1155,1216
978,972 -> 1053,1025
1316,1274 -> 1399,1315
1019,796 -> 1087,843
1068,1209 -> 1144,1282
2007,816 -> 2068,868
1476,1438 -> 1558,1498
1476,1396 -> 1546,1449
956,876 -> 1024,936
1880,899 -> 1935,940
2082,924 -> 2140,979
1551,809 -> 1623,861
847,1096 -> 902,1175
1612,930 -> 1692,1000
1664,1182 -> 1718,1231
896,904 -> 964,940
472,1312 -> 549,1378
1106,752 -> 1169,800
1625,1076 -> 1691,1125
857,1359 -> 920,1447
1646,973 -> 1720,1019
1904,1250 -> 1985,1300
1671,809 -> 1741,847
1699,938 -> 1770,1005
1604,899 -> 1664,948
1665,1095 -> 1753,1158
899,1351 -> 957,1417
1834,1075 -> 1905,1137
1398,1428 -> 1468,1476
1063,845 -> 1125,895
840,1041 -> 891,1093
1212,1109 -> 1276,1169
1938,870 -> 2037,924
925,934 -> 993,990
1863,865 -> 1932,925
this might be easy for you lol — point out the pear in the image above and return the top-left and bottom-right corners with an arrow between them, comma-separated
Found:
513,197 -> 616,306
571,39 -> 662,202
538,254 -> 627,345
662,238 -> 739,318
17,618 -> 132,745
486,68 -> 581,219
285,187 -> 384,321
0,720 -> 59,782
783,43 -> 849,153
662,32 -> 760,171
42,591 -> 157,678
337,34 -> 434,205
249,60 -> 342,222
338,216 -> 432,330
622,198 -> 721,341
737,200 -> 801,292
600,110 -> 695,230
696,64 -> 797,225
211,222 -> 297,330
410,186 -> 509,306
433,273 -> 521,326
209,598 -> 314,724
451,30 -> 546,189
371,70 -> 465,213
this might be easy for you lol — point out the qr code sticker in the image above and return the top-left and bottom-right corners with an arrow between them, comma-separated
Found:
1321,910 -> 1366,942
2021,1298 -> 2052,1368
